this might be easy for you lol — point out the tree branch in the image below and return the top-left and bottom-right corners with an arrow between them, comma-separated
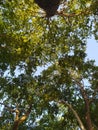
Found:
0,102 -> 15,112
72,79 -> 93,130
57,8 -> 92,18
59,100 -> 86,130
12,104 -> 32,130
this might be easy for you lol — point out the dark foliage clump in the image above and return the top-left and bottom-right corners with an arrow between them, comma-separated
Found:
34,0 -> 60,17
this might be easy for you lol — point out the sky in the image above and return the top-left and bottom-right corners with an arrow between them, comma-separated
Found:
86,38 -> 98,65
3,37 -> 98,77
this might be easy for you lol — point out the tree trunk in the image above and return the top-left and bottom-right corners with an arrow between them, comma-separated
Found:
12,121 -> 19,130
85,102 -> 93,130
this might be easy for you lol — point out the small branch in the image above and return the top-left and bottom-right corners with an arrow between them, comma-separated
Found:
0,102 -> 15,112
57,9 -> 92,18
89,88 -> 98,103
59,100 -> 86,130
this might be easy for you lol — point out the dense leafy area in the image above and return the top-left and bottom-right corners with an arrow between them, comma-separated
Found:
0,0 -> 98,130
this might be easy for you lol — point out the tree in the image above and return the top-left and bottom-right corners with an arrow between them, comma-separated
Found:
0,0 -> 98,130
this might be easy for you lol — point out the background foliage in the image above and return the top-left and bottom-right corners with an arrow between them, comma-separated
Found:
0,0 -> 98,130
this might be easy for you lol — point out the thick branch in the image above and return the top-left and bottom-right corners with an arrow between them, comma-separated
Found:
18,104 -> 32,124
59,100 -> 86,130
12,104 -> 32,130
73,79 -> 93,130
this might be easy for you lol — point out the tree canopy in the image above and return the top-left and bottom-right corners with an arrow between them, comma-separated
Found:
0,0 -> 98,130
